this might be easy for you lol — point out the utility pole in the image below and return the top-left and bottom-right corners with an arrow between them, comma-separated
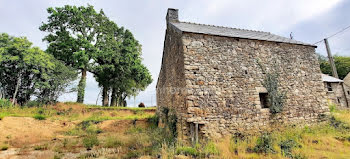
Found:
324,38 -> 339,78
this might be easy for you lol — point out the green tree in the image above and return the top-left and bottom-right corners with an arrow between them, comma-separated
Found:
35,59 -> 77,104
91,21 -> 152,106
109,30 -> 152,107
0,33 -> 76,105
318,54 -> 350,79
40,5 -> 108,103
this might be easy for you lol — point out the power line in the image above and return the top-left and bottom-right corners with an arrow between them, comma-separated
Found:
313,24 -> 350,45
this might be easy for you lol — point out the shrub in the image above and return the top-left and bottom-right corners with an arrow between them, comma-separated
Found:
203,142 -> 220,156
124,151 -> 140,159
0,99 -> 12,108
279,139 -> 298,158
104,136 -> 123,148
330,116 -> 350,130
176,146 -> 199,157
33,114 -> 46,120
263,72 -> 286,114
329,103 -> 337,112
253,133 -> 275,154
1,145 -> 8,151
83,134 -> 99,150
34,144 -> 48,150
147,114 -> 159,129
25,101 -> 44,107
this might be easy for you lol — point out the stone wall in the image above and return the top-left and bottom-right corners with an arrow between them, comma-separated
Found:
181,33 -> 329,138
156,25 -> 189,138
324,82 -> 350,108
157,29 -> 330,139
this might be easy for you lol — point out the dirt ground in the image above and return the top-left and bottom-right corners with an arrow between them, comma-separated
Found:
0,113 -> 154,159
0,117 -> 72,147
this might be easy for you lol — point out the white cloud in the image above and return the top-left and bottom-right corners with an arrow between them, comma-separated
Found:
182,0 -> 342,33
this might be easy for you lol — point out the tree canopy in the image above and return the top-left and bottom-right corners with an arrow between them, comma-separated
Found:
1,5 -> 153,106
318,54 -> 350,79
0,33 -> 77,105
40,5 -> 109,103
91,17 -> 152,106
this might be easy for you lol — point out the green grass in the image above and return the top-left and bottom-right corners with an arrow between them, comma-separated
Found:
33,114 -> 46,120
86,105 -> 156,110
0,106 -> 56,119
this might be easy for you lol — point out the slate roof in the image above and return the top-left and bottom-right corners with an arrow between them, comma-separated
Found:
322,74 -> 343,83
170,22 -> 315,47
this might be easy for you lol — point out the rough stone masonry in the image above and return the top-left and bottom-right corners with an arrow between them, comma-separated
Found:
156,8 -> 330,139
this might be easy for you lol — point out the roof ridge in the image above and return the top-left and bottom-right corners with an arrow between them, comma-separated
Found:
179,21 -> 271,34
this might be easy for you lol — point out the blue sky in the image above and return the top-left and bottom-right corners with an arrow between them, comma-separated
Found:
0,0 -> 349,106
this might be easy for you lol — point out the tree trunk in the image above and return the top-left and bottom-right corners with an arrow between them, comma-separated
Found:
12,71 -> 22,105
102,86 -> 109,106
111,88 -> 117,106
77,69 -> 87,103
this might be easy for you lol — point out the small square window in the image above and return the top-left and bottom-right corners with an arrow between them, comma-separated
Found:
327,83 -> 333,92
347,91 -> 350,95
337,97 -> 341,103
259,93 -> 269,108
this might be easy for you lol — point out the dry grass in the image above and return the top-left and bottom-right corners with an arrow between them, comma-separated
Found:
2,102 -> 350,159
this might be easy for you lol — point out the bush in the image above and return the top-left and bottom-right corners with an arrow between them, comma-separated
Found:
104,136 -> 123,148
25,101 -> 44,107
83,134 -> 99,150
0,99 -> 12,108
147,115 -> 159,129
176,146 -> 199,157
279,139 -> 298,158
329,103 -> 337,112
330,116 -> 350,130
33,114 -> 46,120
34,144 -> 48,150
1,145 -> 8,151
203,142 -> 220,156
124,151 -> 140,159
253,133 -> 275,154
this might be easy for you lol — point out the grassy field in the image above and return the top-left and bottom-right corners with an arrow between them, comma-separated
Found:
0,102 -> 350,159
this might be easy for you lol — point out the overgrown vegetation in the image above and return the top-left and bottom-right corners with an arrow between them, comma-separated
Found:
253,133 -> 275,154
263,72 -> 287,114
1,103 -> 350,158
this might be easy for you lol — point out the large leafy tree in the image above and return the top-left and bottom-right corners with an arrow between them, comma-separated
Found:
318,54 -> 350,79
92,20 -> 152,106
109,30 -> 152,107
40,5 -> 108,103
0,33 -> 76,105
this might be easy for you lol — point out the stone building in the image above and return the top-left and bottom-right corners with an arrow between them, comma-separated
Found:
156,8 -> 329,140
344,72 -> 350,87
322,74 -> 350,108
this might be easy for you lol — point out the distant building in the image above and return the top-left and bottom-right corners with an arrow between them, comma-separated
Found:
322,74 -> 350,108
344,72 -> 350,87
157,8 -> 329,139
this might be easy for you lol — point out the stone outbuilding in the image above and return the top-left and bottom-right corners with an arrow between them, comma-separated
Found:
322,74 -> 350,108
156,8 -> 329,140
344,72 -> 350,87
